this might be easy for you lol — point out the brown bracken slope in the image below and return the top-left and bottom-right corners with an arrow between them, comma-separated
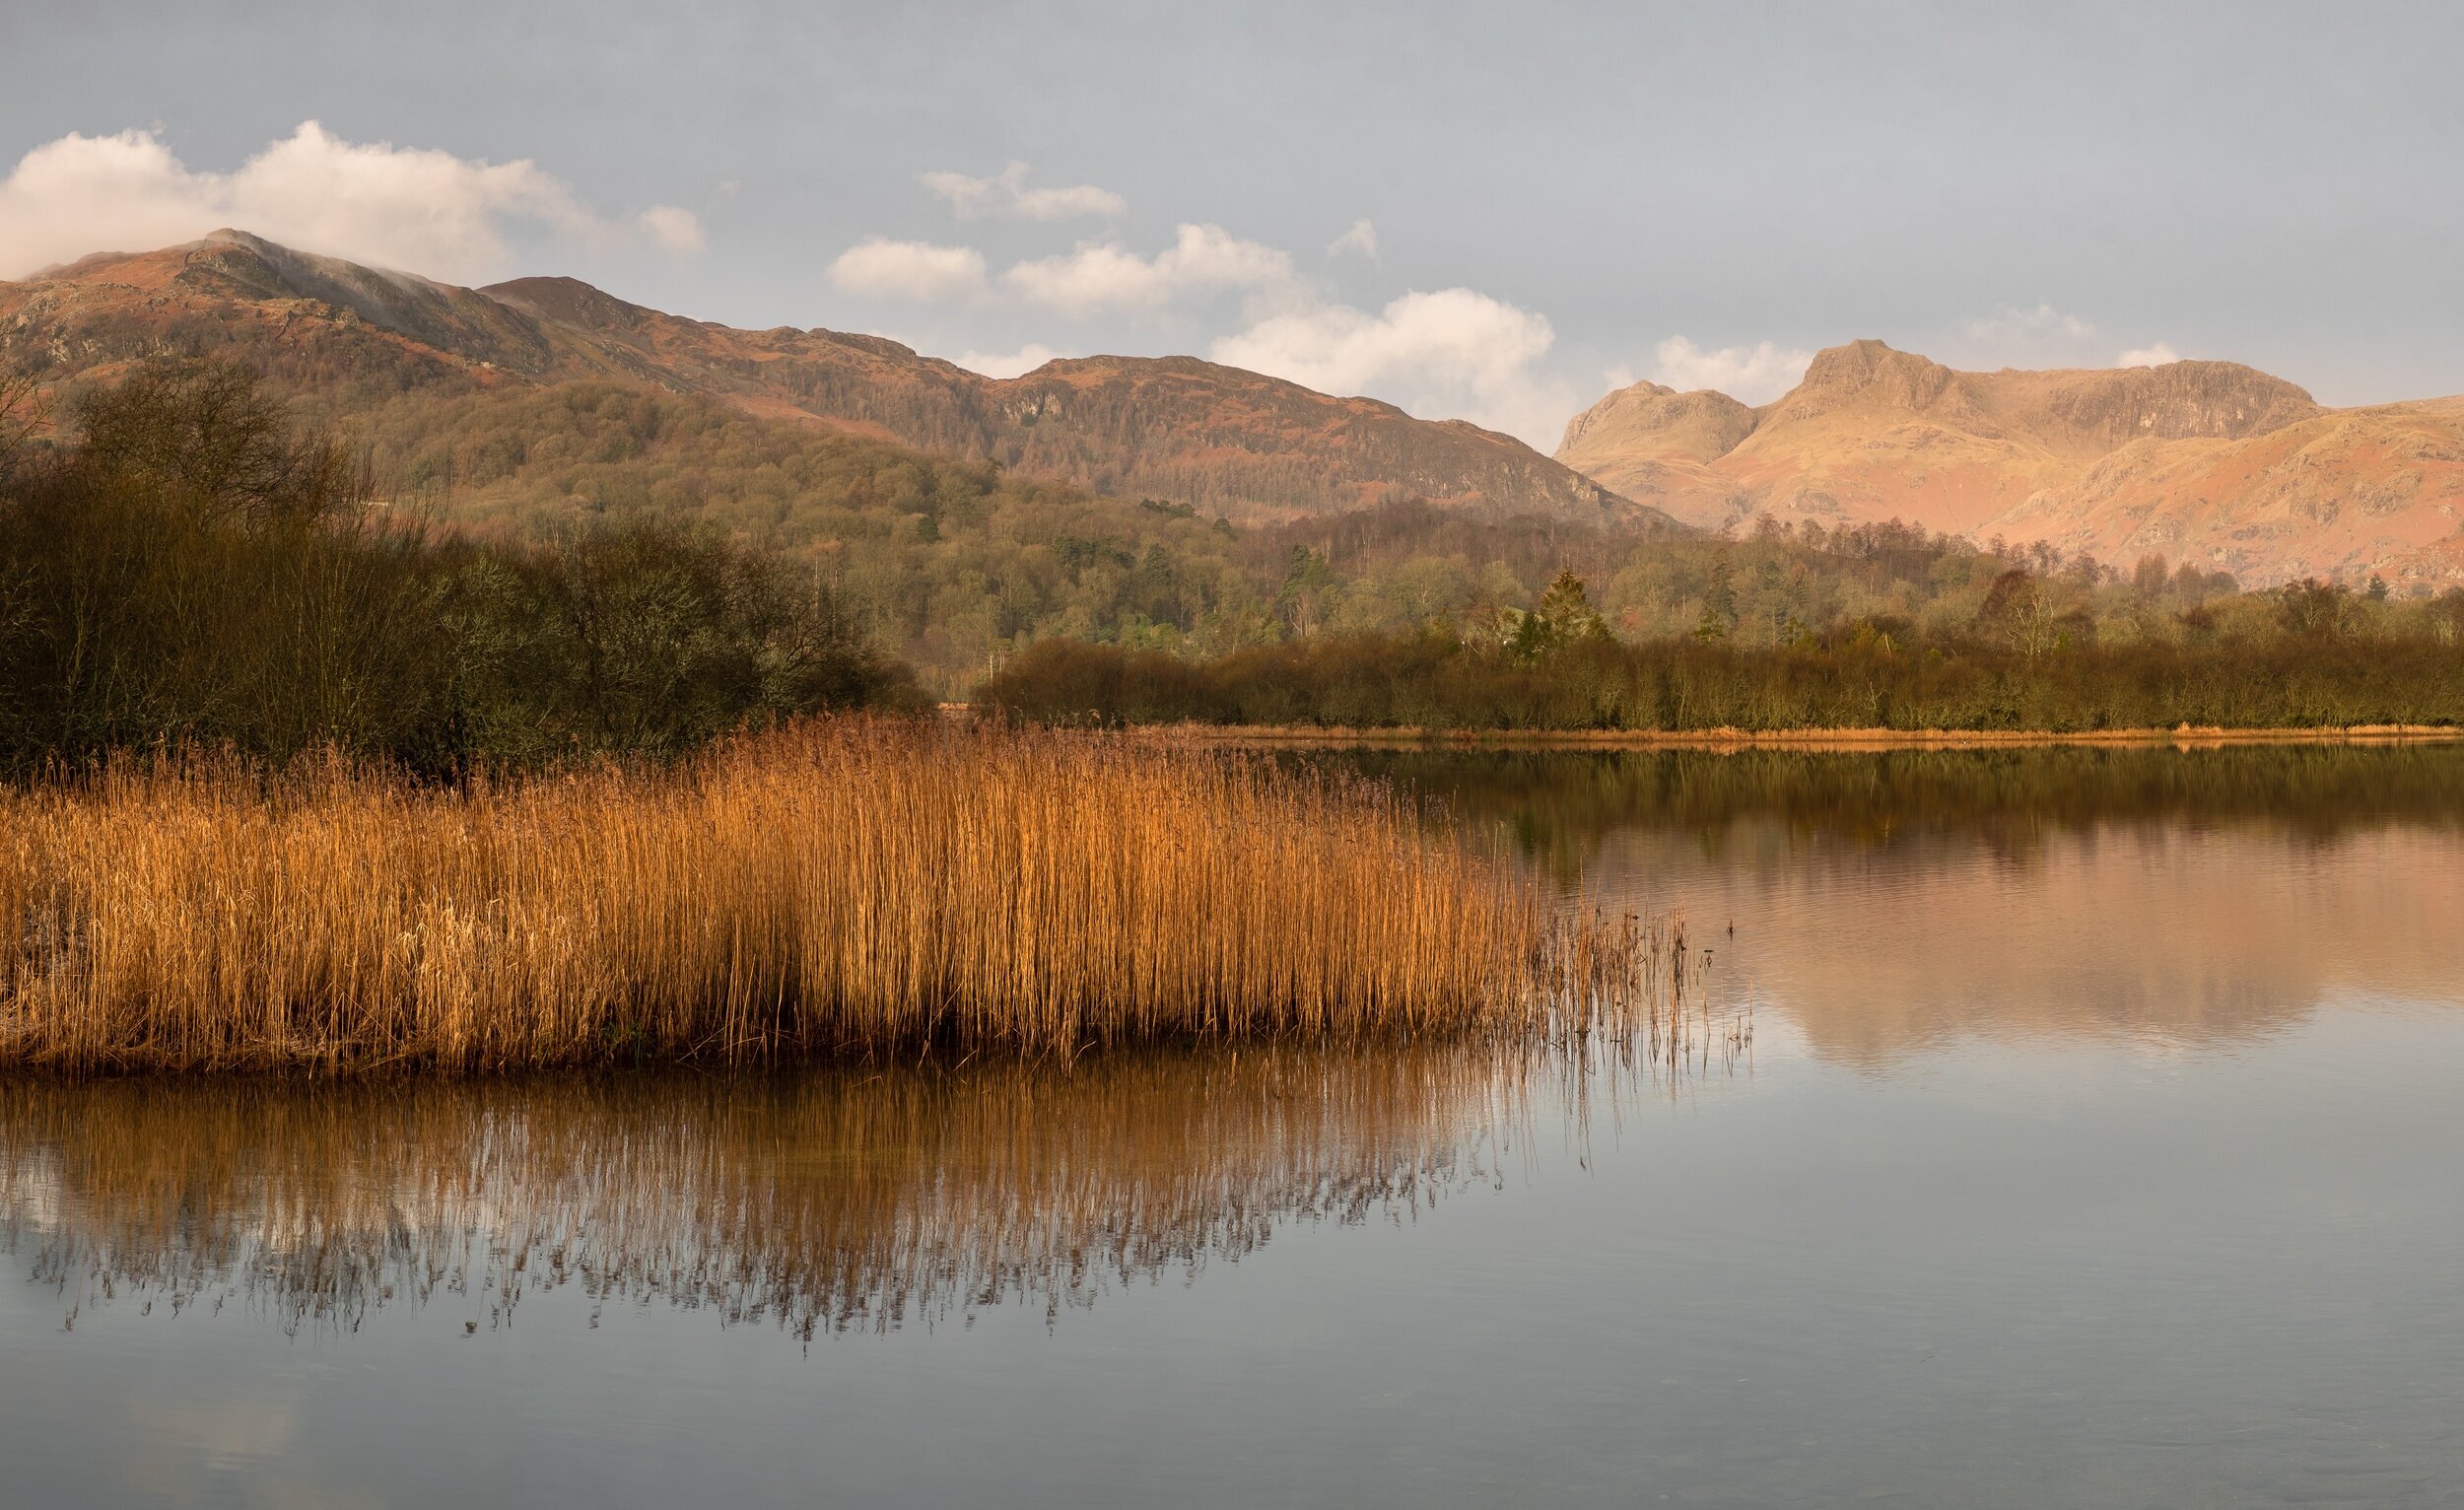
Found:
1557,338 -> 2464,586
1,230 -> 1661,529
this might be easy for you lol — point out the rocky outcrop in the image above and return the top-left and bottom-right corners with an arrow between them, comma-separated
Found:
1559,379 -> 1757,466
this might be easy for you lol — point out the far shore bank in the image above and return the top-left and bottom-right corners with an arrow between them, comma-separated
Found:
1128,721 -> 2464,753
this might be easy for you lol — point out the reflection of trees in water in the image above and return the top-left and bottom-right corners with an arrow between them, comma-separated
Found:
1,1050 -> 1566,1341
1340,745 -> 2464,876
1313,746 -> 2464,1064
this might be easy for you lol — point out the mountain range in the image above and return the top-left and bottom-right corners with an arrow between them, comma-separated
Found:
7,230 -> 2463,588
1556,338 -> 2464,587
1,230 -> 1645,530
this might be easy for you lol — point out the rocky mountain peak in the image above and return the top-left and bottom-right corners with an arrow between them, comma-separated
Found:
2035,359 -> 2318,446
1557,379 -> 1758,468
1791,340 -> 1958,411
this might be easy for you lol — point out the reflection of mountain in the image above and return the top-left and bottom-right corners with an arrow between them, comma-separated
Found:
1353,745 -> 2464,1064
1585,823 -> 2464,1066
0,1050 -> 1529,1339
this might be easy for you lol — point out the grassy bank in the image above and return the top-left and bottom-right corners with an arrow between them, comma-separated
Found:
0,719 -> 1690,1073
1162,722 -> 2464,750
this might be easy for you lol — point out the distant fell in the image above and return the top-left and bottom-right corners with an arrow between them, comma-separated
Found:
1557,338 -> 2464,586
1,231 -> 1658,529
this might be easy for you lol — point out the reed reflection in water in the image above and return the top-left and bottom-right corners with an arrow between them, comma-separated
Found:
0,1040 -> 1731,1343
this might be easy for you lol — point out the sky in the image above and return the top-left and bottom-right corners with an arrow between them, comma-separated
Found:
3,1 -> 2462,449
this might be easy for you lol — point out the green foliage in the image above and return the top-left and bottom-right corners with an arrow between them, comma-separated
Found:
1536,569 -> 1608,645
1693,554 -> 1739,642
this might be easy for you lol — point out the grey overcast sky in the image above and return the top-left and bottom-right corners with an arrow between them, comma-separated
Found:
3,1 -> 2460,446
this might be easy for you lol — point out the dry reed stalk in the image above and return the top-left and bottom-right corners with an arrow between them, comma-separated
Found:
0,719 -> 1700,1072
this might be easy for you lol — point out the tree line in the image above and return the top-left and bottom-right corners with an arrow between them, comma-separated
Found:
0,362 -> 916,771
978,569 -> 2464,732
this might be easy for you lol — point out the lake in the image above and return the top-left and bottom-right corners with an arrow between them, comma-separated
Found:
6,742 -> 2463,1507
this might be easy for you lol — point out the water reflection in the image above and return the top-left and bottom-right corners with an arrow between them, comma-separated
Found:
1349,744 -> 2464,1064
1343,743 -> 2464,862
11,745 -> 2462,1347
1,1048 -> 1548,1340
10,746 -> 2464,1507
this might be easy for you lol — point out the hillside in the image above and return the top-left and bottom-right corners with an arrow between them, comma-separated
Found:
2,231 -> 1656,529
1558,339 -> 2464,587
1990,395 -> 2464,587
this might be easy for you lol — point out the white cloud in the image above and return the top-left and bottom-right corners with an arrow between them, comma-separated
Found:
0,122 -> 699,282
1328,218 -> 1379,259
1215,289 -> 1552,396
2116,342 -> 2183,368
635,204 -> 706,257
1966,301 -> 2094,340
1002,224 -> 1296,315
921,162 -> 1125,221
1648,336 -> 1813,404
827,237 -> 989,302
1211,287 -> 1573,447
953,343 -> 1072,379
819,213 -> 1578,446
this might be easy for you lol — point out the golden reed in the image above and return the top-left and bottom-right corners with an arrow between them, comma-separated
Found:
0,719 -> 1691,1072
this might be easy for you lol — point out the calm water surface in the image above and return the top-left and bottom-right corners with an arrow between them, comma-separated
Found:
6,744 -> 2463,1507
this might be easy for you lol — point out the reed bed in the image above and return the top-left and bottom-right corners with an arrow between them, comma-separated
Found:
0,719 -> 1701,1072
